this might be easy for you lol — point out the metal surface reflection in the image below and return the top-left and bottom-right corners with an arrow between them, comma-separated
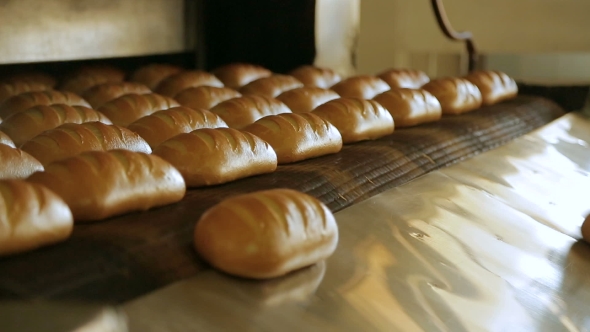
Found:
124,113 -> 590,332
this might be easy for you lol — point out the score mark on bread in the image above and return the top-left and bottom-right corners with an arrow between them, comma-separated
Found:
155,70 -> 224,97
377,69 -> 430,89
0,144 -> 44,180
289,65 -> 342,89
209,95 -> 292,129
422,78 -> 483,115
174,86 -> 242,110
373,88 -> 442,127
0,90 -> 90,120
194,189 -> 338,279
331,75 -> 391,99
97,93 -> 180,127
239,75 -> 304,98
212,63 -> 273,89
277,87 -> 340,113
464,70 -> 518,106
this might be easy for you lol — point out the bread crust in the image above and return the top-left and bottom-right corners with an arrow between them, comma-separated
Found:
277,87 -> 340,113
127,106 -> 228,149
0,144 -> 43,180
0,180 -> 73,256
28,150 -> 186,221
243,113 -> 342,164
0,130 -> 15,148
194,189 -> 338,279
0,81 -> 53,104
0,90 -> 90,120
60,67 -> 126,95
289,65 -> 342,89
175,86 -> 242,110
464,70 -> 518,105
82,82 -> 152,109
155,70 -> 224,97
209,95 -> 292,129
377,69 -> 430,89
373,88 -> 442,127
97,93 -> 180,127
131,64 -> 184,90
239,75 -> 304,98
212,63 -> 273,89
312,98 -> 394,143
21,122 -> 152,165
422,77 -> 483,115
331,75 -> 390,99
154,127 -> 277,187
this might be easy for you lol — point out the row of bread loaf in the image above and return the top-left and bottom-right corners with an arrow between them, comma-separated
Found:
0,63 -> 518,280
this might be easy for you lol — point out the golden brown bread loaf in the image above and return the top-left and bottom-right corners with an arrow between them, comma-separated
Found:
276,87 -> 340,113
239,75 -> 304,98
154,128 -> 277,187
2,72 -> 57,88
155,70 -> 224,97
82,82 -> 152,109
464,70 -> 518,106
194,189 -> 338,279
331,75 -> 391,99
21,122 -> 152,165
0,104 -> 112,147
127,106 -> 228,149
60,66 -> 126,95
422,77 -> 483,115
0,81 -> 53,104
28,150 -> 186,221
0,130 -> 15,147
97,93 -> 180,127
174,86 -> 242,110
243,113 -> 342,164
312,98 -> 394,143
212,63 -> 273,89
0,180 -> 73,256
0,144 -> 43,179
373,88 -> 442,127
209,95 -> 292,129
130,64 -> 184,90
377,69 -> 431,89
0,90 -> 90,120
289,65 -> 342,88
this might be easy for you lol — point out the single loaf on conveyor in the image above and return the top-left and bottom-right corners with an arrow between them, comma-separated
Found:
209,95 -> 292,129
0,90 -> 90,120
28,150 -> 186,221
312,98 -> 394,143
97,93 -> 180,127
0,130 -> 15,147
0,104 -> 112,147
239,75 -> 304,98
377,69 -> 430,89
130,64 -> 184,90
155,70 -> 224,97
0,81 -> 53,104
2,72 -> 57,88
60,66 -> 126,95
276,87 -> 340,113
0,180 -> 73,257
422,77 -> 483,115
373,88 -> 442,127
289,65 -> 342,89
127,106 -> 228,149
331,75 -> 390,99
0,144 -> 43,180
212,63 -> 273,89
175,86 -> 242,110
82,82 -> 151,109
243,113 -> 342,164
194,189 -> 339,279
154,127 -> 277,187
21,122 -> 152,165
464,70 -> 518,106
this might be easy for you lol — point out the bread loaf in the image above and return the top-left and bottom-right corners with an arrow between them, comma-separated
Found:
0,130 -> 15,147
28,150 -> 186,221
331,75 -> 390,99
60,66 -> 126,95
21,122 -> 152,165
312,98 -> 394,143
0,90 -> 90,120
0,144 -> 43,179
212,63 -> 273,89
154,128 -> 277,187
155,70 -> 224,97
194,189 -> 338,279
82,82 -> 151,109
277,87 -> 340,113
97,93 -> 180,127
243,113 -> 342,164
373,88 -> 442,127
127,106 -> 228,149
464,70 -> 518,105
289,65 -> 342,88
0,81 -> 53,104
377,69 -> 430,89
175,86 -> 242,110
131,64 -> 184,90
422,78 -> 483,115
239,75 -> 304,98
0,104 -> 112,147
2,72 -> 57,88
209,95 -> 292,129
0,180 -> 73,256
